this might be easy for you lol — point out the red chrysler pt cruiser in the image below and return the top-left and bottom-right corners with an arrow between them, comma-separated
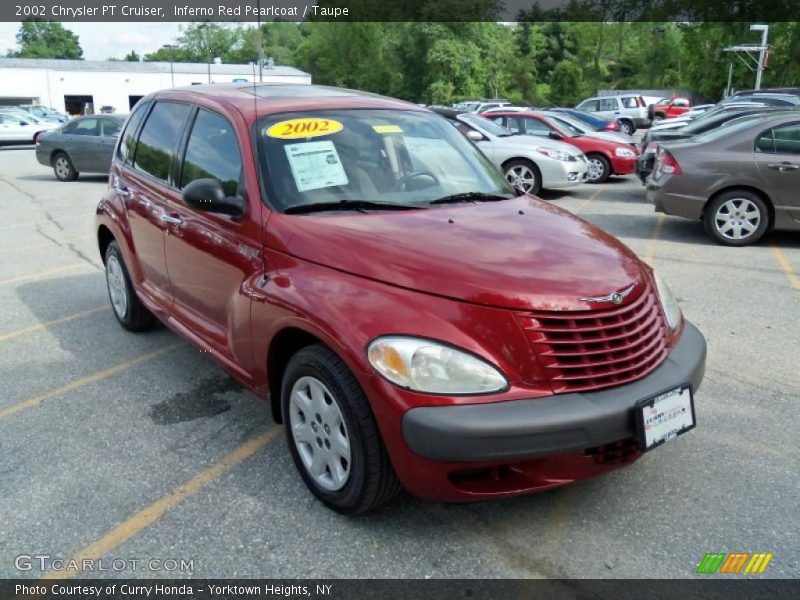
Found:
96,84 -> 706,513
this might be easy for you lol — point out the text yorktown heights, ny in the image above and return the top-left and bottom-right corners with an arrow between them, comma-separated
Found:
16,584 -> 334,597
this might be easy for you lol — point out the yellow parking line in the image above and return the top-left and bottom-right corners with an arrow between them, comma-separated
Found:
575,188 -> 602,213
644,213 -> 665,265
770,245 -> 800,291
0,342 -> 182,421
40,429 -> 279,580
0,263 -> 96,286
0,233 -> 93,254
0,306 -> 106,343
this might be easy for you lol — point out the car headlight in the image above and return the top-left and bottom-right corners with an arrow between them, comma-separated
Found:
367,337 -> 508,394
654,273 -> 682,331
615,147 -> 636,157
536,147 -> 572,161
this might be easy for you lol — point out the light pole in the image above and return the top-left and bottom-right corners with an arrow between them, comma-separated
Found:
162,44 -> 178,87
198,23 -> 211,83
750,24 -> 769,90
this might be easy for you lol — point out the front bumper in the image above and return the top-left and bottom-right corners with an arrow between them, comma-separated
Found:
611,155 -> 637,175
402,321 -> 706,462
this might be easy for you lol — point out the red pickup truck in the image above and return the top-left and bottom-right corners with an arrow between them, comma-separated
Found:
649,97 -> 692,121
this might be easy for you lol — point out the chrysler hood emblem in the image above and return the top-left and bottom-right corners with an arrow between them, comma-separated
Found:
581,283 -> 636,305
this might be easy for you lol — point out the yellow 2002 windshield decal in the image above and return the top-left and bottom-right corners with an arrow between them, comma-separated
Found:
266,118 -> 343,139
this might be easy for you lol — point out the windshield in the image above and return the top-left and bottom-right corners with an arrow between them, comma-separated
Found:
543,115 -> 583,137
460,113 -> 513,136
548,114 -> 590,134
256,109 -> 513,213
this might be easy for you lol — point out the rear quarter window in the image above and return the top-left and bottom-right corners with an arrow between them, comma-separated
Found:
117,101 -> 151,165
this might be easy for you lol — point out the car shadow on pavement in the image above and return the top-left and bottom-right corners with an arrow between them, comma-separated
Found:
15,174 -> 109,183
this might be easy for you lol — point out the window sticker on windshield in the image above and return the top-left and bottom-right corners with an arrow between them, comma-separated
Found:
285,140 -> 349,193
266,118 -> 343,139
372,124 -> 403,134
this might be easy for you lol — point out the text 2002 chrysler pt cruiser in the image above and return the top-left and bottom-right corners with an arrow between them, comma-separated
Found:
97,84 -> 707,513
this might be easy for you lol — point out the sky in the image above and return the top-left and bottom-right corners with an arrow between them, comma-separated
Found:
0,22 -> 187,60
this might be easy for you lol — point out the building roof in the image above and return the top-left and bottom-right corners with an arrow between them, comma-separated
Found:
0,57 -> 309,77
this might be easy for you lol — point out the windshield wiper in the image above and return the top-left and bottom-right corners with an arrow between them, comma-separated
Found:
429,192 -> 514,205
284,199 -> 422,215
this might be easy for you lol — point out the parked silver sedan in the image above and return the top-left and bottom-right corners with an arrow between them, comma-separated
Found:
35,114 -> 125,181
647,112 -> 800,246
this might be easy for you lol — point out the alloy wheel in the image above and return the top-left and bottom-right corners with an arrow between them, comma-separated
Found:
506,164 -> 536,193
55,157 -> 70,179
587,158 -> 605,181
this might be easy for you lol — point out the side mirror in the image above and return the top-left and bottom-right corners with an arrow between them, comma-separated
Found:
548,130 -> 563,140
466,130 -> 484,142
20,120 -> 29,126
182,178 -> 246,217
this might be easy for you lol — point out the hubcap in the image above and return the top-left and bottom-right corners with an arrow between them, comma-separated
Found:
621,123 -> 633,135
106,255 -> 128,318
289,376 -> 351,491
587,158 -> 605,181
505,165 -> 536,193
55,157 -> 69,178
714,198 -> 761,240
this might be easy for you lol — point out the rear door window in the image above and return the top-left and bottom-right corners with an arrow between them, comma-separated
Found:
71,119 -> 99,136
133,101 -> 193,183
180,109 -> 242,197
772,123 -> 800,155
599,98 -> 618,111
621,97 -> 638,108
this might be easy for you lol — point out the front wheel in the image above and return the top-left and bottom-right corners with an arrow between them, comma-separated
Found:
504,159 -> 542,195
703,191 -> 769,246
586,153 -> 611,183
282,345 -> 401,514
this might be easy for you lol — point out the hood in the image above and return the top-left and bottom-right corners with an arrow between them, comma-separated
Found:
497,135 -> 585,157
585,131 -> 636,145
267,196 -> 647,311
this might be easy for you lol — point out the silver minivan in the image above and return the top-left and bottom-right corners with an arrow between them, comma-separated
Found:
576,95 -> 649,134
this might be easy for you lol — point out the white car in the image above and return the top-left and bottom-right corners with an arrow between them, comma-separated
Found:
435,109 -> 588,194
0,110 -> 59,144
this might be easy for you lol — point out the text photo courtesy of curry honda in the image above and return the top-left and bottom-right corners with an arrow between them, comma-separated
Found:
0,2 -> 798,594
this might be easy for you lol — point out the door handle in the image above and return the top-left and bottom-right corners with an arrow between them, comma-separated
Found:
768,162 -> 799,171
161,213 -> 182,225
114,186 -> 130,197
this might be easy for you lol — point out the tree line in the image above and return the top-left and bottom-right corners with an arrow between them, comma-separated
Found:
7,20 -> 800,106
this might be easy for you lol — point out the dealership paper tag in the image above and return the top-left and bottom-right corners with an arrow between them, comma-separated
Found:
285,141 -> 349,192
372,124 -> 403,134
267,118 -> 343,139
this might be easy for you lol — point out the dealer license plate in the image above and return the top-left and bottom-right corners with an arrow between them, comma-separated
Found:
635,385 -> 695,451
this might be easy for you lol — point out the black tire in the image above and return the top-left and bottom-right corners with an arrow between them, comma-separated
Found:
503,158 -> 542,196
586,153 -> 611,183
703,190 -> 770,246
619,120 -> 635,136
281,344 -> 401,514
104,240 -> 156,331
52,151 -> 78,181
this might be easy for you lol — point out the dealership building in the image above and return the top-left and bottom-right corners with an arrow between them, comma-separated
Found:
0,57 -> 312,115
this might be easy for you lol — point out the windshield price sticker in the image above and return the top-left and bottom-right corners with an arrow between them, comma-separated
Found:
266,118 -> 343,140
285,140 -> 349,193
372,125 -> 404,134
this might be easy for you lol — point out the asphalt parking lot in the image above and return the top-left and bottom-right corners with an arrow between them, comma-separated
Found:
1,144 -> 798,580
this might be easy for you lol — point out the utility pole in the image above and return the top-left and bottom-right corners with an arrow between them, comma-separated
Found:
162,44 -> 178,87
750,24 -> 769,90
257,0 -> 264,82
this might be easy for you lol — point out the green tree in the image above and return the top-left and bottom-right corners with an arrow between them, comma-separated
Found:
124,50 -> 140,62
549,60 -> 586,106
7,20 -> 82,59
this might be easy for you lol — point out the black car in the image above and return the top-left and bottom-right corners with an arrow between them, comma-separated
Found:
636,107 -> 797,183
35,114 -> 126,181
